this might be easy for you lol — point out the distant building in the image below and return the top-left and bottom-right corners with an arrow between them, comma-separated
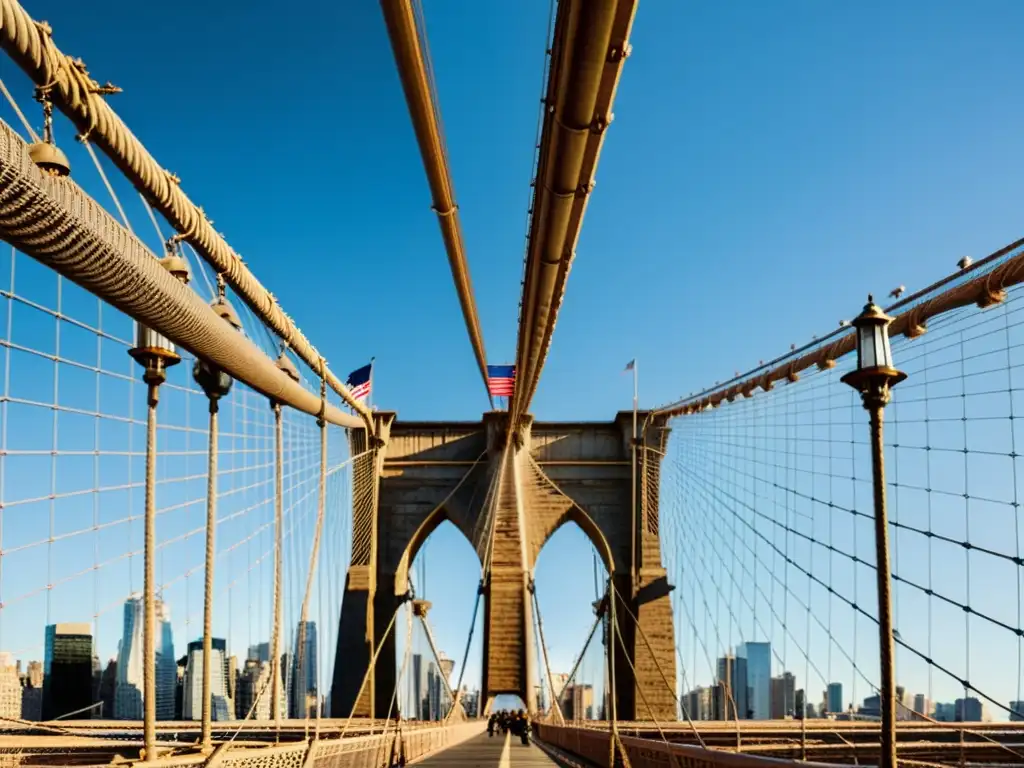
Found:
182,639 -> 233,721
458,687 -> 480,718
895,686 -> 914,721
739,642 -> 771,719
20,687 -> 41,721
550,673 -> 569,716
42,623 -> 93,720
174,656 -> 187,720
426,660 -> 442,720
1011,700 -> 1024,722
682,686 -> 713,721
770,672 -> 796,719
913,694 -> 931,720
955,697 -> 982,722
114,596 -> 175,719
248,643 -> 270,663
717,655 -> 748,719
98,659 -> 117,719
859,694 -> 880,717
236,659 -> 276,720
562,683 -> 594,721
826,683 -> 843,715
0,653 -> 22,720
20,661 -> 43,720
411,655 -> 424,719
289,621 -> 317,719
23,661 -> 42,689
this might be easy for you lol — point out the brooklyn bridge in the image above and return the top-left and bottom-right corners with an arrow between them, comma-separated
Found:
0,0 -> 1017,765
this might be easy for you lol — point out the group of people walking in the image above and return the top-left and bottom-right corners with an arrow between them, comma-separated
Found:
487,709 -> 531,744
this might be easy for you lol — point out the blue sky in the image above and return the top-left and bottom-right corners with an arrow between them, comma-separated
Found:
0,0 -> 1022,720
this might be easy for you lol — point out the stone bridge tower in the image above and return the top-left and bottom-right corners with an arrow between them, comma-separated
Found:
329,410 -> 676,721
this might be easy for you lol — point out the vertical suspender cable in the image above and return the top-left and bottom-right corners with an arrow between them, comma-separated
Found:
607,577 -> 620,766
131,320 -> 179,762
271,401 -> 284,735
200,398 -> 218,749
143,393 -> 158,760
297,369 -> 330,734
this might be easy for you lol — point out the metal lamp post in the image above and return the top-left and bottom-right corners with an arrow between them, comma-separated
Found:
841,295 -> 906,768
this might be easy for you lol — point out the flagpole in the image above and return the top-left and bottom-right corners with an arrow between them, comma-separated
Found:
368,357 -> 376,410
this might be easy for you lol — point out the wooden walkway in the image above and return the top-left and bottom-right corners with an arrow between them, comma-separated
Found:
415,731 -> 564,766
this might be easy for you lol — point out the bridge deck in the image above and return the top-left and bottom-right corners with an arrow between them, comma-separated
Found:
417,731 -> 560,766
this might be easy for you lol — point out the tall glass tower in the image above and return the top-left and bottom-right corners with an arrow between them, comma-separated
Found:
114,595 -> 176,719
827,682 -> 843,714
289,621 -> 318,718
739,641 -> 772,720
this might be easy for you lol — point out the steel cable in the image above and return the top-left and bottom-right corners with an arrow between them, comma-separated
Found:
0,0 -> 373,426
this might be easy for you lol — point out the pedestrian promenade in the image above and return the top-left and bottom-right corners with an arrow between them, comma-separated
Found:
414,730 -> 564,766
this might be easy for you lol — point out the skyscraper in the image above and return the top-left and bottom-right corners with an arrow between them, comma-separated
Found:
827,682 -> 843,715
770,672 -> 796,719
42,623 -> 93,720
739,642 -> 771,719
98,659 -> 117,719
955,697 -> 982,722
0,653 -> 21,720
716,654 -> 748,720
682,686 -> 713,721
426,660 -> 442,720
248,642 -> 270,663
236,659 -> 275,720
114,595 -> 175,719
21,661 -> 43,720
289,621 -> 318,718
412,654 -> 424,719
914,694 -> 931,721
182,639 -> 234,721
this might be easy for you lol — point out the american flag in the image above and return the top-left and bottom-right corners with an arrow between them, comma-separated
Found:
346,362 -> 373,402
487,365 -> 516,397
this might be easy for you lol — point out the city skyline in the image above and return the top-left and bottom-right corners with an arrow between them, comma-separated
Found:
681,639 -> 993,724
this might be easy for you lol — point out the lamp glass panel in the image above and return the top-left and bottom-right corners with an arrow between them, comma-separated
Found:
879,325 -> 894,368
858,324 -> 877,369
136,324 -> 174,354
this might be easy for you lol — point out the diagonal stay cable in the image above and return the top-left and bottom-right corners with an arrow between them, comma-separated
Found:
670,453 -> 1024,722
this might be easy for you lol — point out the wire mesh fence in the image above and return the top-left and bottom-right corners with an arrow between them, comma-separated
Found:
662,281 -> 1024,724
